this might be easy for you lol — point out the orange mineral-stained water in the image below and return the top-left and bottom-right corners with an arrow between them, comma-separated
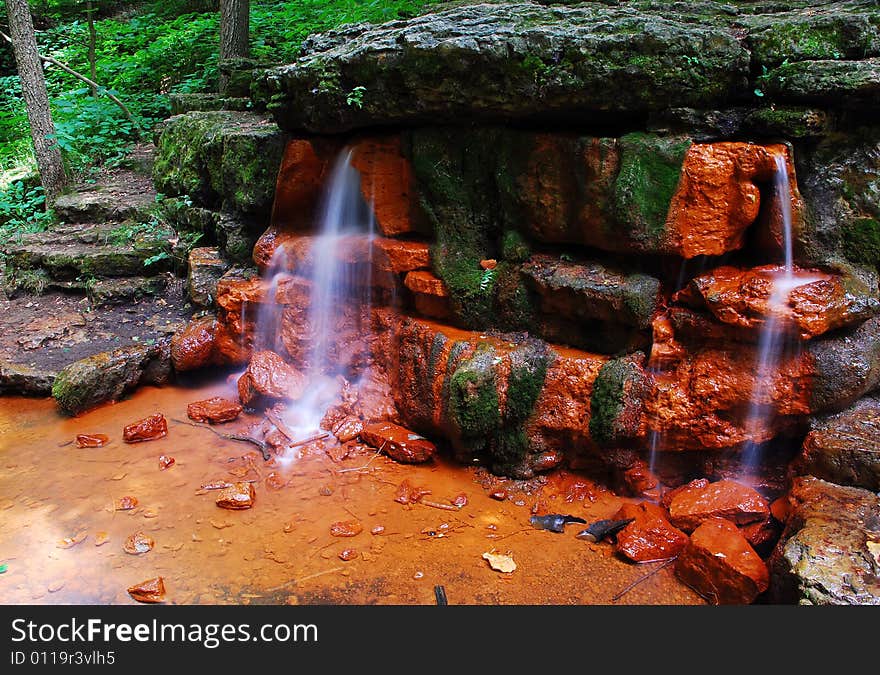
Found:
0,372 -> 704,605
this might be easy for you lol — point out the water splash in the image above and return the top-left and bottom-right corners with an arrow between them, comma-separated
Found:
253,149 -> 376,456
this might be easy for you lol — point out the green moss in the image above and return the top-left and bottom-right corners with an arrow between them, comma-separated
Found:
613,133 -> 691,249
746,107 -> 827,138
494,263 -> 537,332
621,275 -> 661,329
501,229 -> 531,263
589,357 -> 633,447
448,345 -> 500,441
505,342 -> 551,423
841,217 -> 880,267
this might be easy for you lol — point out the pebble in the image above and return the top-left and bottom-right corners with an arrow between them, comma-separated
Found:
413,571 -> 424,580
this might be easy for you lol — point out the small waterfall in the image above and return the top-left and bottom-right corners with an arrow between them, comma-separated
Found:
252,149 -> 376,451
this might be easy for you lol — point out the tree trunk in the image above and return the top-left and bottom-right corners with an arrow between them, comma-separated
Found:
5,0 -> 66,203
219,0 -> 249,94
87,0 -> 97,97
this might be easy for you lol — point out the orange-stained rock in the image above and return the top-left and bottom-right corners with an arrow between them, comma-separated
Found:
350,136 -> 426,237
668,479 -> 770,531
675,264 -> 878,339
237,351 -> 306,405
404,270 -> 449,297
613,501 -> 689,563
75,433 -> 109,448
123,531 -> 155,555
332,416 -> 364,443
360,422 -> 437,464
770,496 -> 791,523
661,478 -> 710,509
123,414 -> 168,443
187,397 -> 243,424
738,515 -> 780,550
373,237 -> 430,274
270,138 -> 340,230
330,520 -> 363,537
127,576 -> 166,603
675,517 -> 769,604
170,315 -> 218,371
216,482 -> 255,509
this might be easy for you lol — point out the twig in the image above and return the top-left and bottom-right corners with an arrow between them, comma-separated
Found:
265,410 -> 296,442
172,418 -> 269,460
289,432 -> 330,449
487,528 -> 532,542
265,567 -> 343,592
336,445 -> 383,473
420,499 -> 460,512
611,558 -> 676,602
0,29 -> 142,134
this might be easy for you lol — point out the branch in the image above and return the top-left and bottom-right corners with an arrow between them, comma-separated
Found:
0,29 -> 143,136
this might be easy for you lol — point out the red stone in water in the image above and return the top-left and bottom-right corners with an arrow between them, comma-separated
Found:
394,479 -> 431,505
114,496 -> 138,511
127,576 -> 166,603
360,422 -> 436,464
770,496 -> 791,523
661,478 -> 710,510
265,472 -> 286,491
371,525 -> 385,535
158,455 -> 175,470
123,414 -> 168,443
675,517 -> 769,605
667,479 -> 770,532
186,397 -> 243,424
123,531 -> 154,555
330,520 -> 363,537
170,315 -> 218,372
332,416 -> 364,443
613,502 -> 689,563
75,433 -> 109,448
215,482 -> 255,510
452,493 -> 468,508
489,489 -> 508,501
738,515 -> 780,549
339,548 -> 358,561
237,351 -> 306,405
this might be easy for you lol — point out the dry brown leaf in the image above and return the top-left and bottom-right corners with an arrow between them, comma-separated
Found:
482,551 -> 516,573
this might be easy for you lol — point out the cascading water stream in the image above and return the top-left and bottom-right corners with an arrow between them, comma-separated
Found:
252,149 -> 376,455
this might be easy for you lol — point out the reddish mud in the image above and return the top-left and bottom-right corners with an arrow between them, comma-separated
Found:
0,373 -> 704,605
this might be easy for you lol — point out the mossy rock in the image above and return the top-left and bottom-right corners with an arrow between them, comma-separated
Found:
589,353 -> 649,447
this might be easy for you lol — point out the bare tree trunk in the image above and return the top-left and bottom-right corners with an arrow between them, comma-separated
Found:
87,0 -> 97,98
5,0 -> 66,204
219,0 -> 249,94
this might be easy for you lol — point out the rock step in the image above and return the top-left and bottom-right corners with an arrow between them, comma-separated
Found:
2,223 -> 173,289
169,93 -> 253,116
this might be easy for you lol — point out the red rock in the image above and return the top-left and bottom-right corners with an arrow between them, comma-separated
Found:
265,472 -> 286,491
123,531 -> 154,555
114,496 -> 138,511
237,351 -> 306,405
215,482 -> 255,509
668,479 -> 770,531
613,502 -> 689,563
770,496 -> 790,523
489,489 -> 508,501
330,520 -> 363,537
350,136 -> 426,237
675,517 -> 769,604
127,577 -> 166,603
452,493 -> 468,508
480,259 -> 498,270
269,138 -> 339,231
675,265 -> 876,339
372,237 -> 430,274
170,315 -> 218,371
123,414 -> 168,443
338,548 -> 358,561
661,478 -> 710,510
533,450 -> 564,473
738,515 -> 780,549
187,397 -> 243,424
360,421 -> 436,464
158,455 -> 175,470
332,416 -> 364,443
75,433 -> 109,448
404,271 -> 453,320
394,479 -> 431,505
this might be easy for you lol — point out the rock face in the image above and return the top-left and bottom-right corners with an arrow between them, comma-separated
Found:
667,479 -> 771,532
187,247 -> 230,308
794,397 -> 880,491
237,350 -> 306,405
675,517 -> 770,605
52,341 -> 172,416
769,477 -> 880,605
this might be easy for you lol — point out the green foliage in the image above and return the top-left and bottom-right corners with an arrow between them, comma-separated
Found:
0,181 -> 55,241
346,85 -> 366,108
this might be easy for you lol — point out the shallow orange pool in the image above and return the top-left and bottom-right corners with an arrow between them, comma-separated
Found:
0,373 -> 704,605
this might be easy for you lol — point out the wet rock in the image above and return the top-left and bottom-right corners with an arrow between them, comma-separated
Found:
256,2 -> 750,133
588,353 -> 650,447
158,455 -> 175,470
268,138 -> 341,231
330,520 -> 363,537
675,265 -> 879,339
769,476 -> 880,605
187,247 -> 230,308
404,270 -> 452,320
187,397 -> 243,424
360,421 -> 437,464
350,136 -> 428,237
0,360 -> 56,396
765,58 -> 880,106
123,414 -> 168,443
613,502 -> 689,563
372,237 -> 431,275
394,479 -> 431,505
171,315 -> 219,371
661,479 -> 710,510
675,517 -> 769,605
123,531 -> 155,555
52,341 -> 172,416
215,482 -> 255,510
75,433 -> 109,448
667,479 -> 770,532
331,416 -> 364,443
338,548 -> 358,561
127,577 -> 166,603
114,496 -> 138,511
237,350 -> 306,405
738,516 -> 781,552
86,276 -> 166,307
794,397 -> 880,491
521,254 -> 659,353
808,314 -> 880,413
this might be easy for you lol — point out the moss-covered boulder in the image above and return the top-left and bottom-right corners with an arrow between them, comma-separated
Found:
52,340 -> 172,416
152,111 -> 289,218
589,353 -> 650,447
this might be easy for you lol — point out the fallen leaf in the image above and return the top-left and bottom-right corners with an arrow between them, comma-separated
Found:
110,473 -> 127,481
127,577 -> 165,603
482,551 -> 517,573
